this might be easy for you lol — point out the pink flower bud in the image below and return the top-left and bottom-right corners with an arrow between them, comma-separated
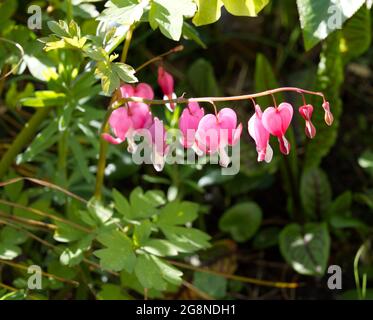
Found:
299,104 -> 316,139
322,101 -> 334,126
158,66 -> 176,111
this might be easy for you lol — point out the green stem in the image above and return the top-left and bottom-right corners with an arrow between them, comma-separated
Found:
66,0 -> 73,21
94,25 -> 135,200
57,130 -> 68,185
0,108 -> 51,179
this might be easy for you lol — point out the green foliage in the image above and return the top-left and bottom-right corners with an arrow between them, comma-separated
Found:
219,202 -> 262,242
193,272 -> 227,298
304,32 -> 343,168
340,4 -> 372,63
94,230 -> 136,272
193,0 -> 270,26
0,227 -> 27,260
300,168 -> 332,220
296,0 -> 366,50
279,223 -> 330,275
149,0 -> 197,41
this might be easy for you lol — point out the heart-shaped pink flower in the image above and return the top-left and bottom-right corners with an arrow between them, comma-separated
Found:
195,108 -> 242,167
120,83 -> 154,103
102,83 -> 154,148
262,102 -> 293,155
248,104 -> 273,162
179,102 -> 204,149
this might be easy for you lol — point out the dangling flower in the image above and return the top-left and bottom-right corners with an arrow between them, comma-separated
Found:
322,101 -> 334,126
178,102 -> 204,153
195,108 -> 242,167
120,83 -> 154,103
148,117 -> 169,172
158,66 -> 177,111
102,83 -> 153,151
248,105 -> 273,163
262,102 -> 293,155
299,104 -> 316,139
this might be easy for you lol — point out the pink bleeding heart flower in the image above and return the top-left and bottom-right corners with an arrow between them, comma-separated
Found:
102,83 -> 153,151
148,117 -> 169,172
299,104 -> 316,139
102,107 -> 132,145
158,66 -> 177,111
322,101 -> 334,126
195,108 -> 242,167
248,104 -> 273,163
262,102 -> 293,155
179,102 -> 204,152
120,83 -> 154,103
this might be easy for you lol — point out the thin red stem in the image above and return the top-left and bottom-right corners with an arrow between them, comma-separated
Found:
113,87 -> 326,108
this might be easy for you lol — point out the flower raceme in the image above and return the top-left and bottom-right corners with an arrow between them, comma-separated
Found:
102,70 -> 333,170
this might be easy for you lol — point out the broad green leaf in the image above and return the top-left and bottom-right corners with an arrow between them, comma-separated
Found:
133,220 -> 152,246
182,22 -> 207,48
222,0 -> 270,16
340,4 -> 371,62
0,226 -> 27,245
53,221 -> 87,243
16,118 -> 58,164
160,225 -> 211,252
300,168 -> 332,220
151,256 -> 183,286
326,191 -> 351,219
129,187 -> 159,219
330,216 -> 366,230
97,284 -> 132,300
193,0 -> 223,26
48,260 -> 77,280
158,201 -> 198,225
0,0 -> 17,21
95,61 -> 137,95
193,0 -> 269,26
47,21 -> 70,38
98,0 -> 148,25
279,223 -> 330,275
60,235 -> 94,266
113,189 -> 131,218
296,0 -> 366,50
94,230 -> 136,272
142,239 -> 179,257
87,198 -> 113,224
21,91 -> 66,107
0,243 -> 21,260
193,272 -> 227,299
219,202 -> 262,242
149,0 -> 197,41
112,62 -> 137,83
134,254 -> 167,290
